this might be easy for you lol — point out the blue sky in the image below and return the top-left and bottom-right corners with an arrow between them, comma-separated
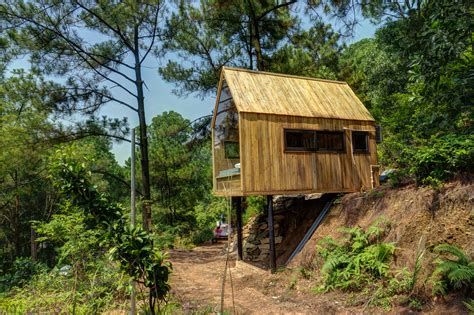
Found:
8,15 -> 376,165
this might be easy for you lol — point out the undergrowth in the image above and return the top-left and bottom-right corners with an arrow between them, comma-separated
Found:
0,258 -> 128,314
311,219 -> 426,310
309,218 -> 473,312
314,220 -> 395,292
430,244 -> 474,296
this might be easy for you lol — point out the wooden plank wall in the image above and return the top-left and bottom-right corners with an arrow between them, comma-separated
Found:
215,176 -> 242,196
239,113 -> 377,195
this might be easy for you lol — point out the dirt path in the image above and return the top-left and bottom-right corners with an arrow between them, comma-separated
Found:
169,240 -> 465,315
169,242 -> 345,314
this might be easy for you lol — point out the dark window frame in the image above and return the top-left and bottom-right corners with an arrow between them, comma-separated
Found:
283,128 -> 345,153
352,131 -> 370,153
375,125 -> 383,143
284,129 -> 317,152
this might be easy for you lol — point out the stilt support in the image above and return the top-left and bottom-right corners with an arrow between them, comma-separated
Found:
235,197 -> 243,261
267,195 -> 276,273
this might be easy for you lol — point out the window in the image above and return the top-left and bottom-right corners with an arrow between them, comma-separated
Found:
317,131 -> 344,152
375,125 -> 383,143
352,131 -> 369,153
285,130 -> 317,151
224,141 -> 240,159
284,129 -> 344,152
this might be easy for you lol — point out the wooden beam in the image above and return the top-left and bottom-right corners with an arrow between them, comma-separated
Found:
267,195 -> 276,273
235,197 -> 243,261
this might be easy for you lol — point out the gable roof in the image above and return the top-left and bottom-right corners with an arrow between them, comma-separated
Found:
218,67 -> 374,122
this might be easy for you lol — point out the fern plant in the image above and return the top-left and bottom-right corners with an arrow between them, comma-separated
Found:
431,244 -> 474,296
463,299 -> 474,313
315,222 -> 395,292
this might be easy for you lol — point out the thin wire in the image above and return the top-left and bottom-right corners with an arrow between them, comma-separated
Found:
228,260 -> 236,314
227,198 -> 236,314
219,184 -> 236,314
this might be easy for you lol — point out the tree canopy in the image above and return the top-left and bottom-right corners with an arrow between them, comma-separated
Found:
0,0 -> 472,312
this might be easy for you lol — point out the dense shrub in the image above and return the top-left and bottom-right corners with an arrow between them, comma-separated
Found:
380,134 -> 474,187
0,257 -> 47,293
0,258 -> 128,314
45,156 -> 172,314
408,135 -> 474,186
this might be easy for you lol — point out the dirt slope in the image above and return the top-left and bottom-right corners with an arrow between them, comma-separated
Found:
292,178 -> 473,270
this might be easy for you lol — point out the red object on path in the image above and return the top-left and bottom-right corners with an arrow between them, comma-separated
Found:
212,223 -> 231,243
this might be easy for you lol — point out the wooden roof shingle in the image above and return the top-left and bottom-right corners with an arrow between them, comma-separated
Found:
221,67 -> 375,122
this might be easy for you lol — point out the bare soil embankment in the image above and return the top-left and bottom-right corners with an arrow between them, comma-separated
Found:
293,178 -> 473,274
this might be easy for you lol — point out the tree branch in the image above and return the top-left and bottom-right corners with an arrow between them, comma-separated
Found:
140,4 -> 161,64
73,0 -> 136,53
92,169 -> 144,196
256,0 -> 297,21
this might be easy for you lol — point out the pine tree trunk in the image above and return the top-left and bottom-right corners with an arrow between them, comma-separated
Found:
253,31 -> 265,71
247,1 -> 265,71
134,27 -> 152,231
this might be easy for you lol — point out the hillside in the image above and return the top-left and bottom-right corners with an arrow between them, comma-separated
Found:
293,178 -> 473,268
170,178 -> 473,313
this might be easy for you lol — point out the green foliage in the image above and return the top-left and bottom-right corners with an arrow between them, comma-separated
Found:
0,258 -> 128,314
243,196 -> 266,224
191,197 -> 227,244
409,135 -> 474,186
339,0 -> 473,185
431,244 -> 474,296
315,222 -> 395,292
162,0 -> 298,85
49,157 -> 172,314
408,297 -> 424,311
49,156 -> 123,229
139,111 -> 221,249
1,0 -> 473,312
0,257 -> 47,293
147,111 -> 212,227
268,22 -> 343,80
368,268 -> 414,310
34,205 -> 101,267
299,267 -> 312,280
407,249 -> 426,294
110,225 -> 171,302
463,299 -> 474,312
160,1 -> 343,97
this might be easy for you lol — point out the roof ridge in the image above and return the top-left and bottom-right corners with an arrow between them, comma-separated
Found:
222,66 -> 347,85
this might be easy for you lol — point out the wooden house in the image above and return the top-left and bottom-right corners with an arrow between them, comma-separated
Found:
212,67 -> 380,198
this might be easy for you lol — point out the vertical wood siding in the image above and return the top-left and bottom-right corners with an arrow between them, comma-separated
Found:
238,113 -> 377,195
